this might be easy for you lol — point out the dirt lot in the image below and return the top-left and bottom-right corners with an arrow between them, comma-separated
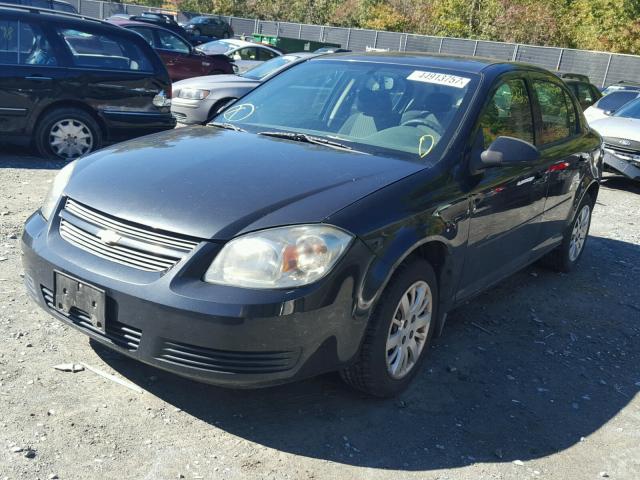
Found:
1,145 -> 639,480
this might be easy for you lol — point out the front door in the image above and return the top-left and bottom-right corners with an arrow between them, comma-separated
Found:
457,76 -> 548,299
154,28 -> 203,80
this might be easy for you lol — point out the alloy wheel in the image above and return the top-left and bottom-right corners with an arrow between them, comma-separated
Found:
49,118 -> 93,159
385,280 -> 432,379
569,204 -> 590,262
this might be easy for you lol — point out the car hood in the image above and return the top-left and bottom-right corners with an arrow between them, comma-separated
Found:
173,74 -> 259,90
590,117 -> 640,142
65,127 -> 425,240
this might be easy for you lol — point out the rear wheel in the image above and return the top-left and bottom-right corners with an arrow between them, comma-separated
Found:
341,259 -> 438,397
542,193 -> 593,272
34,107 -> 101,160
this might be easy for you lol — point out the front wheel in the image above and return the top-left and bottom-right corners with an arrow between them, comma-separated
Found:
542,193 -> 593,272
341,259 -> 438,397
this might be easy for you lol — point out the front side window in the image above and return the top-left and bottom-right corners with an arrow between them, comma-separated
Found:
479,79 -> 534,148
215,60 -> 478,161
532,80 -> 575,144
58,28 -> 153,71
576,82 -> 595,107
157,29 -> 189,54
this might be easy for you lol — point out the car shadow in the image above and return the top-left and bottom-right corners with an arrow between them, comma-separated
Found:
0,144 -> 67,170
600,174 -> 640,194
93,235 -> 640,471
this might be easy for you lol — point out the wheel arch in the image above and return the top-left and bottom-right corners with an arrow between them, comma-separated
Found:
359,236 -> 457,337
32,100 -> 106,143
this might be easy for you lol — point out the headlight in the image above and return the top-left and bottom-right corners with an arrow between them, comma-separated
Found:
177,88 -> 211,100
41,161 -> 76,221
204,225 -> 353,288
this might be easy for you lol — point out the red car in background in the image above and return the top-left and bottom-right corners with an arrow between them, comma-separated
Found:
108,19 -> 234,81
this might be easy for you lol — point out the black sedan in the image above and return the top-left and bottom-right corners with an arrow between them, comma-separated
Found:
22,53 -> 602,396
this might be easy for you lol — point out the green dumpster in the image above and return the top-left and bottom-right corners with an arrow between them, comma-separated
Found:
251,34 -> 341,53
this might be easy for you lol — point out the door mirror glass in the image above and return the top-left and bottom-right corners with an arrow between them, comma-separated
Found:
476,136 -> 540,171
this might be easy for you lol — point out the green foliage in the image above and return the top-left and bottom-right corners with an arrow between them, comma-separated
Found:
141,0 -> 640,54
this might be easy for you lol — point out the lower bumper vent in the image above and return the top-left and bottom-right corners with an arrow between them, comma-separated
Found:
157,340 -> 298,374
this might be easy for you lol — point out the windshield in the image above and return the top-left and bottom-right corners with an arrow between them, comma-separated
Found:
614,98 -> 640,119
214,60 -> 478,161
197,39 -> 235,54
191,17 -> 209,24
597,91 -> 640,112
241,55 -> 299,81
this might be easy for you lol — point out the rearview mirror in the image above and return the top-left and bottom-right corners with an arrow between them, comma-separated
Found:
471,136 -> 540,174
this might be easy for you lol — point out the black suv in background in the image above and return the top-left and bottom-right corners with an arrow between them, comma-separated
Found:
106,12 -> 189,38
0,4 -> 176,159
184,15 -> 233,38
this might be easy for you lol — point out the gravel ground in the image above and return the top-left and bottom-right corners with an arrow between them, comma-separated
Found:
1,145 -> 639,480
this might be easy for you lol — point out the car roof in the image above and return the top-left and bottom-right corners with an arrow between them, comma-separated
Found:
0,2 -> 127,29
309,52 -> 551,75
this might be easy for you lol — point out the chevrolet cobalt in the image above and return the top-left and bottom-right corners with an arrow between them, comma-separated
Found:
22,54 -> 602,396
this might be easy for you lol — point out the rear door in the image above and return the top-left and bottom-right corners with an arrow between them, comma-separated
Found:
0,17 -> 65,137
457,74 -> 547,299
530,74 -> 590,250
54,26 -> 165,117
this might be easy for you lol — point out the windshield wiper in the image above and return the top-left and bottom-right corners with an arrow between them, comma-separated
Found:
208,121 -> 246,132
257,131 -> 362,153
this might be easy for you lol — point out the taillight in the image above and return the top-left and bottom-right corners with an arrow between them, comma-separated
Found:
153,90 -> 171,107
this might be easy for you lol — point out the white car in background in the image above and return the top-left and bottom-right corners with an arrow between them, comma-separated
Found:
584,90 -> 640,123
195,38 -> 282,73
590,98 -> 640,180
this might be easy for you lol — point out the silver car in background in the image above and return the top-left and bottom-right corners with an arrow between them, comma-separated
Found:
195,38 -> 282,73
171,53 -> 318,125
590,98 -> 640,180
584,90 -> 640,123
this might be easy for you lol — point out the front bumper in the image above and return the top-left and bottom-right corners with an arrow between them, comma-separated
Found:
603,149 -> 640,180
171,98 -> 214,125
22,211 -> 372,388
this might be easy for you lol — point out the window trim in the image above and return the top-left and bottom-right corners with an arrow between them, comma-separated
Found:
527,73 -> 582,149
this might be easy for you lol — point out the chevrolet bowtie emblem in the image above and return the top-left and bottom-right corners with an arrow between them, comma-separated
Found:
98,229 -> 122,245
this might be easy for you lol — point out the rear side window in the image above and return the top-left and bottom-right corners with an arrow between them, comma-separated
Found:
57,28 -> 153,71
532,80 -> 576,145
0,20 -> 58,66
596,91 -> 640,113
258,48 -> 278,61
479,79 -> 534,148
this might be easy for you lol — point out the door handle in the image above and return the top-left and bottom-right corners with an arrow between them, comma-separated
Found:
25,76 -> 53,81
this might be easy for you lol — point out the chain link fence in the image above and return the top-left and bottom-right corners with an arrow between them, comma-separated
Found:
69,0 -> 640,88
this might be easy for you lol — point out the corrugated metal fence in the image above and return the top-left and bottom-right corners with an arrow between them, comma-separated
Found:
67,0 -> 640,87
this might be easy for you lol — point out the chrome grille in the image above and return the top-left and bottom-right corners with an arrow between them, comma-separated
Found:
59,198 -> 199,272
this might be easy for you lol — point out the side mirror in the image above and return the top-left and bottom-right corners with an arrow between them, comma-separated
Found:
471,136 -> 540,174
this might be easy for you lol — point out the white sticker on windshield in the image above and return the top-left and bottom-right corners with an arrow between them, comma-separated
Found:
407,70 -> 471,89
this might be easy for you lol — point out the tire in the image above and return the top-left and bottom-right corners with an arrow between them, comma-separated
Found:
34,107 -> 102,160
341,258 -> 438,397
542,193 -> 593,273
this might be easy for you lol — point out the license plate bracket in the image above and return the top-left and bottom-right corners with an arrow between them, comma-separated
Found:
54,272 -> 106,333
